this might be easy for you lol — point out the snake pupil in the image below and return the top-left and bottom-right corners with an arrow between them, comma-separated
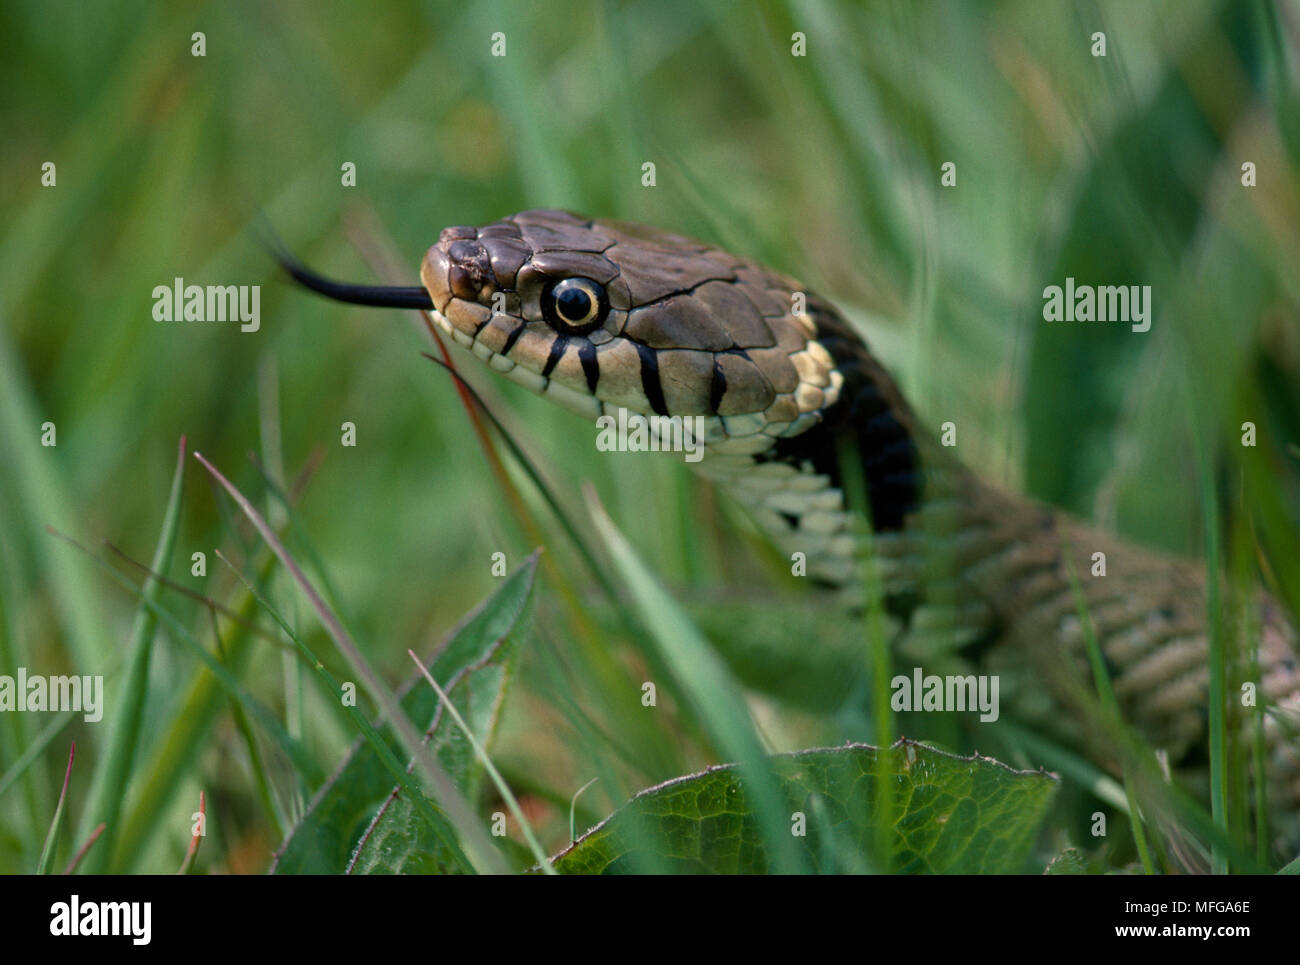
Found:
544,277 -> 607,333
557,286 -> 592,323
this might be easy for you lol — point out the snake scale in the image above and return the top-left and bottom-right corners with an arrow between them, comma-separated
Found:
279,208 -> 1300,860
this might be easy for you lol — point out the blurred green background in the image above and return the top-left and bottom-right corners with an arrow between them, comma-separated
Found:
1,0 -> 1298,873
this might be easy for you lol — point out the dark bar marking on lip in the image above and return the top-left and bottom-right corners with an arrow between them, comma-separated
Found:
541,335 -> 570,378
578,340 -> 600,394
635,343 -> 669,417
500,322 -> 527,357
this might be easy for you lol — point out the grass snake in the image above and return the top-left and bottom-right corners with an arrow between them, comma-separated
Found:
278,208 -> 1300,862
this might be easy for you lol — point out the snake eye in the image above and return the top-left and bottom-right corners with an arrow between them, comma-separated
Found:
542,277 -> 607,333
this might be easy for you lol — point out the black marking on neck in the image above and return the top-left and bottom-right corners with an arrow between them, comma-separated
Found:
542,335 -> 570,378
635,343 -> 669,416
578,340 -> 599,393
759,312 -> 922,532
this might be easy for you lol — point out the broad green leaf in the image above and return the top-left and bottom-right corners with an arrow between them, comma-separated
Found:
552,740 -> 1058,874
271,555 -> 537,874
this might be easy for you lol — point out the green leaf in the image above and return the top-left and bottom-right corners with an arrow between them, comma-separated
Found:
1044,847 -> 1088,875
551,740 -> 1058,874
271,555 -> 537,874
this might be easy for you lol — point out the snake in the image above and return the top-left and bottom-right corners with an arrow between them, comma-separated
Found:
276,208 -> 1300,862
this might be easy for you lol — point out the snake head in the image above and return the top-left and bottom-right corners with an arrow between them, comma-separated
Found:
273,208 -> 921,535
419,209 -> 844,456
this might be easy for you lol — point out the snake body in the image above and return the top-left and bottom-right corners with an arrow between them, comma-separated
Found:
293,208 -> 1300,857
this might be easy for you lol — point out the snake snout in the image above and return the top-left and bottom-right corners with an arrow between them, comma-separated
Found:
447,240 -> 494,300
434,231 -> 495,301
420,231 -> 503,339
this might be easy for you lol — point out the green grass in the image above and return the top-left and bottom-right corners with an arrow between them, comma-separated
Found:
1,0 -> 1298,873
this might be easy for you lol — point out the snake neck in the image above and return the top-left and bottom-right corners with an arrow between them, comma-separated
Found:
695,295 -> 974,590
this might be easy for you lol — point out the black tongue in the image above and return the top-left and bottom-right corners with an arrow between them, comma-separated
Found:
256,219 -> 433,310
273,250 -> 433,310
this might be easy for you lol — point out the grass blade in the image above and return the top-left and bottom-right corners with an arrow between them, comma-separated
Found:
114,546 -> 278,870
1193,429 -> 1229,875
61,823 -> 104,875
585,484 -> 805,873
406,649 -> 554,874
569,777 -> 599,847
78,435 -> 187,872
1064,552 -> 1156,874
176,791 -> 205,874
37,742 -> 75,874
193,450 -> 506,874
213,546 -> 472,871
